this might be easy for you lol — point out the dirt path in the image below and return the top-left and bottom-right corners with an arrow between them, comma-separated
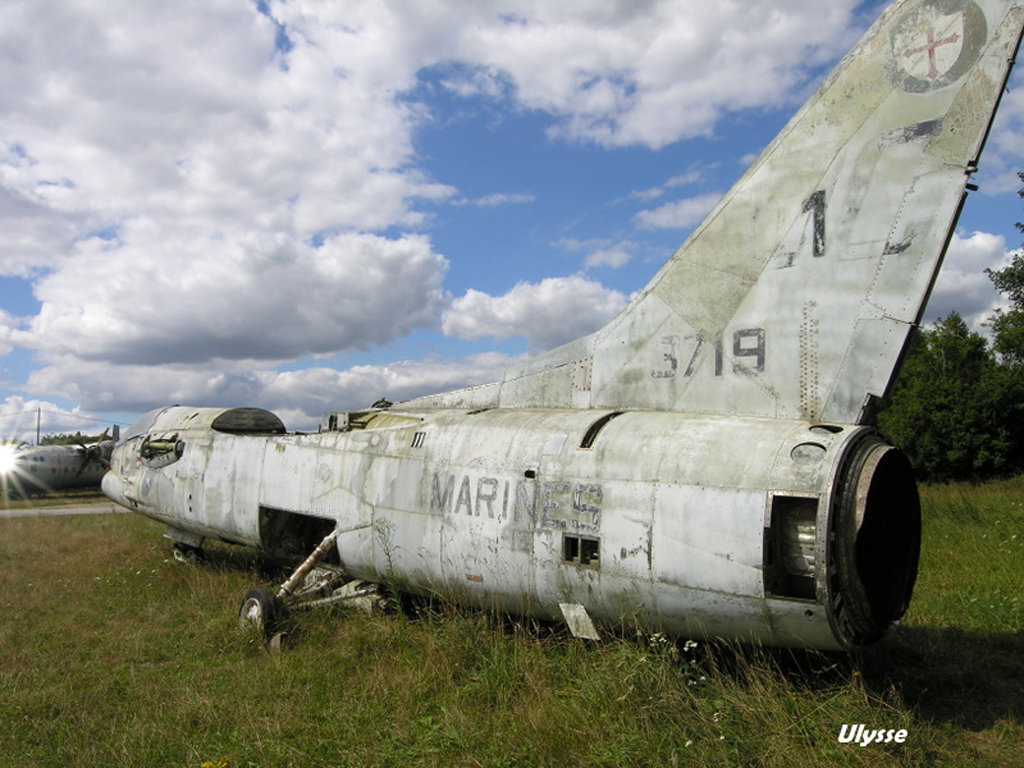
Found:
0,500 -> 126,518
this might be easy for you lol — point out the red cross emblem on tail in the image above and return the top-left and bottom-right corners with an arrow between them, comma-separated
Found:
903,23 -> 961,81
891,1 -> 986,92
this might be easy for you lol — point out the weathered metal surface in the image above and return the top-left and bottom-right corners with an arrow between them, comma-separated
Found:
560,603 -> 601,641
104,404 -> 920,649
102,0 -> 1024,651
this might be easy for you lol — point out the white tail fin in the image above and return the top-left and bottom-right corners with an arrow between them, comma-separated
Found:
407,0 -> 1024,424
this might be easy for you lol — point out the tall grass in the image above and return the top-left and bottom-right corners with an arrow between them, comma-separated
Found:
0,480 -> 1021,767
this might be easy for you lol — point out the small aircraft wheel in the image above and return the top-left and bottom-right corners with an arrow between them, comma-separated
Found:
172,543 -> 204,564
238,588 -> 288,637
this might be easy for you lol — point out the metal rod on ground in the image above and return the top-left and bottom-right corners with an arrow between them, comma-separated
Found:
288,586 -> 379,612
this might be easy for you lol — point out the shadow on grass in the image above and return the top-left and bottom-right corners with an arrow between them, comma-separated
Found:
162,537 -> 1024,735
171,540 -> 296,598
858,625 -> 1024,730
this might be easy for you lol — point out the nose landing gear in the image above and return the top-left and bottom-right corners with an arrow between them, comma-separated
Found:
237,528 -> 387,648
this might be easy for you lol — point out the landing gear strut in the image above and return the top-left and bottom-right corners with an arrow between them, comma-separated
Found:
237,528 -> 386,646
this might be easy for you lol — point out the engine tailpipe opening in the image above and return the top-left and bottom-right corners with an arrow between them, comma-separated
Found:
829,434 -> 921,646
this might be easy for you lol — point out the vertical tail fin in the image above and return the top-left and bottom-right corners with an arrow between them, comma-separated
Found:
407,0 -> 1024,423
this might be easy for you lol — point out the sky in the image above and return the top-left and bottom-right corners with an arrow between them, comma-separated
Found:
2,0 -> 1024,441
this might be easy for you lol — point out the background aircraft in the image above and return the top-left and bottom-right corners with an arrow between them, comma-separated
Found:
1,430 -> 116,498
103,0 -> 1024,651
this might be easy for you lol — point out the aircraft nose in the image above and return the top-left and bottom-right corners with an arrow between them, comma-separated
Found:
101,470 -> 123,505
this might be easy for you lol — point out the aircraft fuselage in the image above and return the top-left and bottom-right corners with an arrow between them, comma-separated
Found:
103,405 -> 920,650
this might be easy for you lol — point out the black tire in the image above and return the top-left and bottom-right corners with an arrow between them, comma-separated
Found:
238,587 -> 289,637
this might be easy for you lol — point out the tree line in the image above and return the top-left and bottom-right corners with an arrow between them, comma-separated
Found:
874,175 -> 1024,483
38,431 -> 109,447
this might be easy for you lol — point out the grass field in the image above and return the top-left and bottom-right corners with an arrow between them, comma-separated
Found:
1,480 -> 1022,767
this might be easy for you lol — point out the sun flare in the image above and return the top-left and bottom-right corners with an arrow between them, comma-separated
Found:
0,442 -> 19,475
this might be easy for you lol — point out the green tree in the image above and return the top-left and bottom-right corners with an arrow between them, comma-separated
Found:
880,171 -> 1024,480
985,256 -> 1024,364
39,431 -> 106,446
984,172 -> 1024,365
877,313 -> 1014,481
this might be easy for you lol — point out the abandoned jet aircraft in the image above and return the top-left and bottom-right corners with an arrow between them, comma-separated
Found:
1,430 -> 115,498
103,0 -> 1024,650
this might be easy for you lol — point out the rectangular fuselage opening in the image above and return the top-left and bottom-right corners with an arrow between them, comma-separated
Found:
563,534 -> 600,568
259,506 -> 338,565
764,495 -> 818,601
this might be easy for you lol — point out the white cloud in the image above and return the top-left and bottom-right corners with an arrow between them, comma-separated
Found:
925,231 -> 1014,332
0,310 -> 16,356
442,275 -> 627,350
256,353 -> 518,423
0,396 -> 110,443
0,2 -> 454,267
584,246 -> 634,270
666,172 -> 703,188
439,64 -> 513,100
622,170 -> 705,206
23,353 -> 517,432
451,193 -> 535,207
1,0 -> 461,384
446,1 -> 862,148
559,238 -> 637,270
274,0 -> 864,150
16,228 -> 449,366
629,187 -> 666,203
979,67 -> 1024,194
633,192 -> 723,229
